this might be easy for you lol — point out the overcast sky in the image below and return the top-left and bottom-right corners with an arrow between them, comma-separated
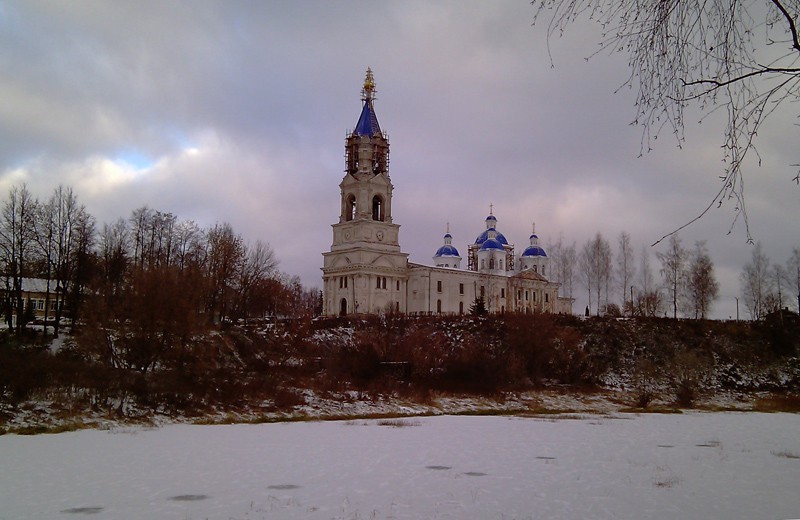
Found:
2,1 -> 798,319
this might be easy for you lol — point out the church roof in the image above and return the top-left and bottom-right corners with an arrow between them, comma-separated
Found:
354,99 -> 382,137
475,228 -> 508,246
522,245 -> 547,257
353,68 -> 382,137
479,237 -> 506,251
512,269 -> 548,282
435,245 -> 461,257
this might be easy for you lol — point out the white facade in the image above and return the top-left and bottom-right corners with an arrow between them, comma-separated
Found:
322,70 -> 572,316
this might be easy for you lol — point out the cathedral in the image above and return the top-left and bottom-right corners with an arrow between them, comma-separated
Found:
321,70 -> 572,316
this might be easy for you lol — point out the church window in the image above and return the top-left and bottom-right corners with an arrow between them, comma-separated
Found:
542,265 -> 546,276
376,277 -> 381,289
489,258 -> 495,270
459,301 -> 464,314
382,277 -> 387,289
437,299 -> 442,313
481,259 -> 485,269
501,288 -> 505,298
437,280 -> 442,292
545,293 -> 549,303
525,291 -> 529,301
533,265 -> 538,273
372,195 -> 385,221
517,290 -> 522,300
346,194 -> 356,221
500,259 -> 503,270
533,292 -> 537,302
340,298 -> 347,316
459,283 -> 464,295
396,280 -> 400,291
339,277 -> 343,289
480,286 -> 485,298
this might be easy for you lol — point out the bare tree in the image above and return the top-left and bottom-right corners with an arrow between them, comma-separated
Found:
740,242 -> 772,320
615,231 -> 636,312
657,234 -> 687,318
765,264 -> 788,314
205,222 -> 244,323
686,241 -> 719,319
549,235 -> 577,301
580,232 -> 612,315
561,241 -> 577,302
233,240 -> 278,320
0,185 -> 38,332
634,244 -> 662,316
788,247 -> 800,312
533,0 -> 800,241
33,186 -> 87,337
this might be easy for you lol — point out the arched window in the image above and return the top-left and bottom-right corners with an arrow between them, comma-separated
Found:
489,258 -> 495,270
437,299 -> 442,313
346,194 -> 356,221
340,298 -> 347,316
372,195 -> 384,221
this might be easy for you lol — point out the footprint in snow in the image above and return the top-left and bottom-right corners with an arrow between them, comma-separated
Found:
60,507 -> 104,515
169,494 -> 209,501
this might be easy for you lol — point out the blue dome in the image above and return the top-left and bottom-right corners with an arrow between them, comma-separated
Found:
475,228 -> 508,245
480,238 -> 506,251
435,245 -> 461,257
522,245 -> 547,257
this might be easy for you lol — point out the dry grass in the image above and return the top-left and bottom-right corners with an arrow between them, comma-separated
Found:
754,395 -> 800,413
376,418 -> 421,427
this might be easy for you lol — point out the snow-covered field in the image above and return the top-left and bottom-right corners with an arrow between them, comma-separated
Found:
1,413 -> 799,520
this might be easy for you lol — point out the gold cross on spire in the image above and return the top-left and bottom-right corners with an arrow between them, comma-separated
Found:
362,67 -> 376,101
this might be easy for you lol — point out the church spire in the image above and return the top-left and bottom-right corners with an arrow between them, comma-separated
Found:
354,68 -> 382,137
346,68 -> 389,175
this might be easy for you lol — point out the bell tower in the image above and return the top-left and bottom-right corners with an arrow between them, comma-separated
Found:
322,69 -> 409,316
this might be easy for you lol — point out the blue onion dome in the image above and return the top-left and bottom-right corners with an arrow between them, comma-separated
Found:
435,244 -> 461,257
522,245 -> 547,257
521,233 -> 547,257
434,231 -> 460,258
480,237 -> 506,251
475,228 -> 508,245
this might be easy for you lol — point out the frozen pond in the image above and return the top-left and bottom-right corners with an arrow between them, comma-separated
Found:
1,413 -> 799,519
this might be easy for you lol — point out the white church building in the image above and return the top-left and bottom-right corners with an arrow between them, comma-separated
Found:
322,70 -> 572,317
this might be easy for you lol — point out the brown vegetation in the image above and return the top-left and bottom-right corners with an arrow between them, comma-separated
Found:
1,313 -> 798,431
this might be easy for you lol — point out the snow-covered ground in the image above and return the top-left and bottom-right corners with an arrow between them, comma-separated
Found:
1,413 -> 799,520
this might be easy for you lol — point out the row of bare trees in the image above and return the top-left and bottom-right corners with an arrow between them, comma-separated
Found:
549,232 -> 721,319
0,185 -> 93,336
740,244 -> 800,321
0,184 -> 321,343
